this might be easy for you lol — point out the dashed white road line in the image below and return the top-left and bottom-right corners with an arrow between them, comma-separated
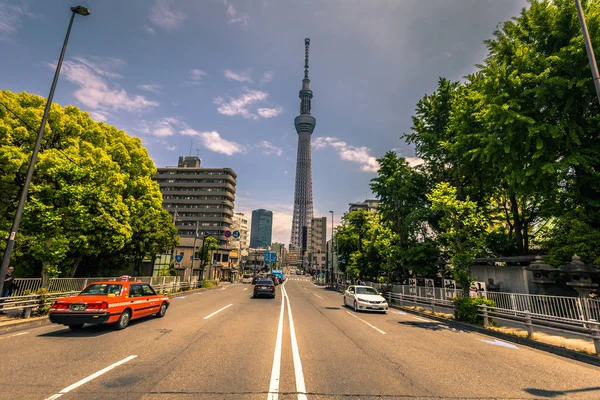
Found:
346,311 -> 386,335
174,296 -> 185,299
203,304 -> 233,320
268,283 -> 286,400
282,285 -> 307,400
43,355 -> 137,400
242,288 -> 248,291
312,293 -> 323,299
0,331 -> 28,340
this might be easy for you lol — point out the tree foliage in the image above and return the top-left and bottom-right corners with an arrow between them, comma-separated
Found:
0,90 -> 177,278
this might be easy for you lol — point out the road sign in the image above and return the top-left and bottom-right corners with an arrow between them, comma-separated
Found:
224,230 -> 232,238
175,254 -> 183,263
232,230 -> 240,239
263,251 -> 277,263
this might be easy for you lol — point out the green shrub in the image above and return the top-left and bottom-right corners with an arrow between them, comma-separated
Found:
453,296 -> 495,325
35,288 -> 51,316
202,280 -> 218,289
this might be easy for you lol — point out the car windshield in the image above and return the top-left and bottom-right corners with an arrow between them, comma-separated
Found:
79,284 -> 123,296
356,287 -> 379,295
257,280 -> 273,285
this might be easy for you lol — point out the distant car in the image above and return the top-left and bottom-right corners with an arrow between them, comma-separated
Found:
296,270 -> 302,275
242,274 -> 253,284
253,279 -> 276,299
48,277 -> 170,330
344,285 -> 388,313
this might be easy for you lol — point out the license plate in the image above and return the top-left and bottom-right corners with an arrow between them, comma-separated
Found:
261,286 -> 267,289
70,304 -> 86,311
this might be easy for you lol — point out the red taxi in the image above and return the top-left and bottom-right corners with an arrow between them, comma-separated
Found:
49,276 -> 169,330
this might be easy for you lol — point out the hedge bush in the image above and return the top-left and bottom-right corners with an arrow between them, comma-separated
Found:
453,297 -> 496,325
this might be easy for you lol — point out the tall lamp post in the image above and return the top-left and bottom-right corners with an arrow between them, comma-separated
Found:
329,210 -> 334,287
0,6 -> 91,281
575,0 -> 600,105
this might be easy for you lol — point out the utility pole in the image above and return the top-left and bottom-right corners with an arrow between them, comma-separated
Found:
329,211 -> 334,287
575,0 -> 600,105
191,221 -> 199,282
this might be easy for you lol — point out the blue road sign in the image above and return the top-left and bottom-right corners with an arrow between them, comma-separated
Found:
224,230 -> 232,238
263,251 -> 277,263
232,230 -> 240,239
175,254 -> 183,263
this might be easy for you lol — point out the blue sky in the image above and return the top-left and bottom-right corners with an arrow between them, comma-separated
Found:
0,0 -> 528,245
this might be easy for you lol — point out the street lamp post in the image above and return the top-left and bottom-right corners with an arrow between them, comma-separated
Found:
575,0 -> 600,105
0,6 -> 90,282
329,211 -> 334,287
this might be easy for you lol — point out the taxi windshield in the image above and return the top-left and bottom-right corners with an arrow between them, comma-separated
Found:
80,284 -> 123,296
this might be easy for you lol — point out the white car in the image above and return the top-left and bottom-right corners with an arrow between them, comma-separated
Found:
344,285 -> 388,313
242,274 -> 253,284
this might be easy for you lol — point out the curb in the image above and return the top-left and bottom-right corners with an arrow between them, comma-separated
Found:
0,283 -> 228,334
391,303 -> 600,367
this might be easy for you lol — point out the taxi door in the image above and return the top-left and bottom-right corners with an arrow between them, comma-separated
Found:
129,284 -> 151,318
141,284 -> 161,315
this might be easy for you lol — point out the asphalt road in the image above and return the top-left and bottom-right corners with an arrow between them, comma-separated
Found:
1,278 -> 600,400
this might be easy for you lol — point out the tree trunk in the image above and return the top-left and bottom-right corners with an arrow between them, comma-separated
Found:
509,193 -> 524,254
523,222 -> 529,254
41,262 -> 50,288
70,259 -> 81,278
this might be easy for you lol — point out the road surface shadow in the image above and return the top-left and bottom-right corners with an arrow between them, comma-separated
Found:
524,386 -> 600,398
38,317 -> 150,337
397,320 -> 462,332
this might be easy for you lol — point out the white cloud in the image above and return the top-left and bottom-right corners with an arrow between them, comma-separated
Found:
224,1 -> 249,25
49,57 -> 159,114
213,96 -> 224,105
284,170 -> 288,174
198,131 -> 245,156
190,69 -> 207,81
216,88 -> 269,119
136,117 -> 183,137
180,128 -> 200,136
256,141 -> 283,156
313,137 -> 380,173
0,3 -> 32,35
223,69 -> 252,83
257,107 -> 282,118
149,0 -> 186,31
88,111 -> 108,122
137,84 -> 162,93
142,24 -> 156,35
405,157 -> 424,167
260,71 -> 274,85
166,144 -> 176,151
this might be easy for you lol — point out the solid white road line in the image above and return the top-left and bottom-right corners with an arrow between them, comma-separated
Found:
242,288 -> 248,291
312,293 -> 323,299
282,285 -> 307,400
267,283 -> 286,400
0,331 -> 28,340
203,304 -> 233,320
43,355 -> 137,400
346,311 -> 386,335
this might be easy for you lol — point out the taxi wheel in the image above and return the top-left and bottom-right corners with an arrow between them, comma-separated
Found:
156,302 -> 168,318
114,309 -> 131,330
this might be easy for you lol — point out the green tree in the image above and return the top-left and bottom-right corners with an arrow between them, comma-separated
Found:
427,182 -> 488,294
0,90 -> 177,279
197,236 -> 219,278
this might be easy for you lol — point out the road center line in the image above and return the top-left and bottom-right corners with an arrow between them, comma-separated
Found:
312,293 -> 323,299
346,311 -> 386,335
282,285 -> 308,400
44,355 -> 137,400
203,304 -> 233,320
267,282 -> 286,400
413,317 -> 430,322
0,331 -> 28,340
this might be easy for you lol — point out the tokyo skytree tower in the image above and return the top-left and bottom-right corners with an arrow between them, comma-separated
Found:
290,38 -> 316,250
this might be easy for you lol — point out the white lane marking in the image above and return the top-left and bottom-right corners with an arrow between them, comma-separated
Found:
413,317 -> 430,322
219,287 -> 226,291
282,285 -> 307,400
193,292 -> 203,295
203,304 -> 233,320
477,338 -> 519,349
242,288 -> 248,291
267,282 -> 286,400
391,311 -> 407,315
312,293 -> 323,299
0,331 -> 28,340
346,311 -> 386,335
174,296 -> 185,299
303,287 -> 307,291
43,355 -> 137,400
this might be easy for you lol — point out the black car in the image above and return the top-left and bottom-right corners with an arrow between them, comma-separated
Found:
253,279 -> 276,298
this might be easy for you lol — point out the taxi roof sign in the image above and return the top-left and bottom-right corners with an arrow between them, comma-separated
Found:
120,275 -> 131,281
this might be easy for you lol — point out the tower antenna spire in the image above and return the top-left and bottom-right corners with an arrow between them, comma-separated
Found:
304,38 -> 310,80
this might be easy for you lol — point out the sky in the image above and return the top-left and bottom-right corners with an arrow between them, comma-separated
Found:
0,0 -> 529,245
